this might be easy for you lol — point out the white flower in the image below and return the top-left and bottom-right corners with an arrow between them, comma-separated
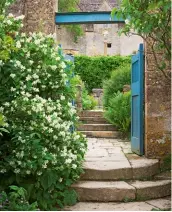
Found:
33,73 -> 39,79
48,128 -> 53,133
72,164 -> 77,169
53,135 -> 58,140
65,158 -> 72,164
6,20 -> 12,25
60,62 -> 66,69
56,57 -> 60,61
34,39 -> 41,45
26,170 -> 31,175
0,60 -> 4,66
125,19 -> 130,24
9,161 -> 15,166
4,102 -> 10,107
29,60 -> 34,65
26,75 -> 32,81
42,164 -> 47,169
16,41 -> 21,48
51,65 -> 57,70
15,60 -> 22,67
26,52 -> 30,58
8,13 -> 14,18
37,171 -> 42,175
59,178 -> 63,182
0,169 -> 6,173
14,168 -> 20,173
11,87 -> 16,92
10,73 -> 16,78
21,32 -> 26,37
0,107 -> 4,112
60,95 -> 65,101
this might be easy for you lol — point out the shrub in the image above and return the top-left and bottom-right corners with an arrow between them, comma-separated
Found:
0,186 -> 38,211
74,55 -> 131,93
103,65 -> 131,107
104,91 -> 131,134
0,2 -> 87,210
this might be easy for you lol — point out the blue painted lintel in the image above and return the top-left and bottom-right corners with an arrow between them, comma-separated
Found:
55,11 -> 125,25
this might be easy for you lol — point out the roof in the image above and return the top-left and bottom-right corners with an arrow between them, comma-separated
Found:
79,0 -> 118,12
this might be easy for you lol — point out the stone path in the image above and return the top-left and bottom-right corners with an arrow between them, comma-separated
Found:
66,138 -> 171,211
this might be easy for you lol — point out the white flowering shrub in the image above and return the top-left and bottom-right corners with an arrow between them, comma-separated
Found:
0,1 -> 87,210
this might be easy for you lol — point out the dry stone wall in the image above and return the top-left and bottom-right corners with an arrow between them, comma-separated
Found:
9,0 -> 56,35
144,39 -> 171,159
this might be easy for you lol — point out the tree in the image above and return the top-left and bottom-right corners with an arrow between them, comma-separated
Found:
58,0 -> 84,42
112,0 -> 171,80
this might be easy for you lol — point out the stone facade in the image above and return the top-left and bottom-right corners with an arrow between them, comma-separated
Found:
144,39 -> 171,159
9,0 -> 57,34
56,0 -> 143,56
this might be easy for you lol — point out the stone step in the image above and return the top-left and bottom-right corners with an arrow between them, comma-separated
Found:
72,180 -> 171,202
154,170 -> 171,180
65,197 -> 171,211
80,131 -> 120,138
81,110 -> 104,117
72,181 -> 135,202
78,124 -> 117,131
81,158 -> 159,180
80,116 -> 108,124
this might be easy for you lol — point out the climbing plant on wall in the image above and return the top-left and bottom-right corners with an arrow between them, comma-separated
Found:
112,0 -> 171,81
58,0 -> 84,42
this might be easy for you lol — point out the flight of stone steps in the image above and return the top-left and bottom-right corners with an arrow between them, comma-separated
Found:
78,110 -> 120,138
66,137 -> 171,210
67,112 -> 171,211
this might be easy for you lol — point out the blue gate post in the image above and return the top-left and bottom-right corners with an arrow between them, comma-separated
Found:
64,54 -> 75,133
58,45 -> 75,132
131,43 -> 144,155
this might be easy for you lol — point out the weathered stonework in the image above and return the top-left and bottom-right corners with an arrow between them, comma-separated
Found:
56,1 -> 143,56
10,0 -> 56,35
144,39 -> 171,159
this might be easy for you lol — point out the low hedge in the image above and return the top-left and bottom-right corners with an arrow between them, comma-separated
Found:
74,55 -> 131,93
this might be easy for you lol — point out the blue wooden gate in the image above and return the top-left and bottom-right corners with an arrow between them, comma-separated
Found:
131,43 -> 144,155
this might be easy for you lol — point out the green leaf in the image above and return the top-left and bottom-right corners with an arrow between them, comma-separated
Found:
63,189 -> 77,206
40,170 -> 57,190
0,128 -> 9,133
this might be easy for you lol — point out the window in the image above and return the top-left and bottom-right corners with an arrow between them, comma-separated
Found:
107,43 -> 112,48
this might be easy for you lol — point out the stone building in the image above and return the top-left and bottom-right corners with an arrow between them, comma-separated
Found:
56,0 -> 143,56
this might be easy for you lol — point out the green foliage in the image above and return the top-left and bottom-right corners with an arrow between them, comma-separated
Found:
104,91 -> 131,134
0,186 -> 38,211
0,2 -> 87,210
151,208 -> 171,211
160,154 -> 171,172
82,88 -> 97,110
58,0 -> 84,42
103,64 -> 131,107
74,55 -> 131,93
71,75 -> 97,110
58,0 -> 79,12
112,0 -> 171,80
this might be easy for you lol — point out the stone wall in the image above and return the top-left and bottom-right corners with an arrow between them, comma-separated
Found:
9,0 -> 56,35
56,0 -> 142,56
144,39 -> 171,159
